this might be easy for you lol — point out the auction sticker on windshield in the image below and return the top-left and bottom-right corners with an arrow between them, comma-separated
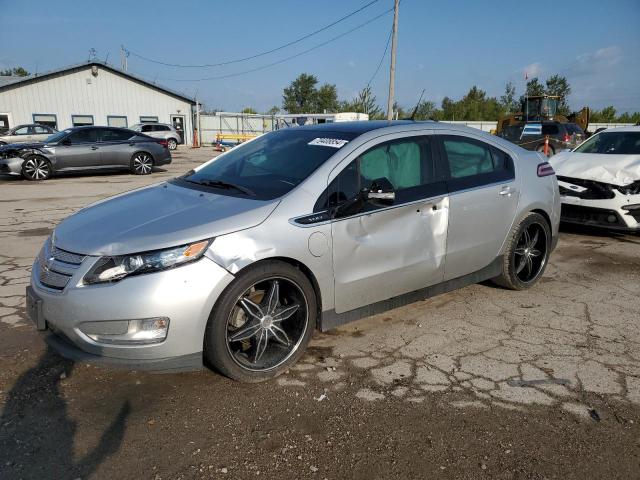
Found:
308,138 -> 349,148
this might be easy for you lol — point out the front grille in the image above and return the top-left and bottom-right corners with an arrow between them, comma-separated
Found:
561,204 -> 625,227
37,242 -> 85,291
557,176 -> 615,200
39,268 -> 72,289
51,246 -> 85,265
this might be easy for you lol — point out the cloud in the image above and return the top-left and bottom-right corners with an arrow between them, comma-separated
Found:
522,62 -> 543,78
569,46 -> 623,76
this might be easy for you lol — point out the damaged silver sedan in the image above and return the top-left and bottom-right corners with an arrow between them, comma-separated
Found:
27,121 -> 560,382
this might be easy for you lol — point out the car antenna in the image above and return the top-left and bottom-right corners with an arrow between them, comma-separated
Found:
408,89 -> 426,121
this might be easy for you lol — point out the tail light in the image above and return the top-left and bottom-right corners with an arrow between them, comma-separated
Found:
157,139 -> 169,148
537,162 -> 555,177
563,132 -> 571,143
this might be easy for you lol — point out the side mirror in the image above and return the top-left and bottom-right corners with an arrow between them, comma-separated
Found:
364,177 -> 396,204
61,138 -> 71,146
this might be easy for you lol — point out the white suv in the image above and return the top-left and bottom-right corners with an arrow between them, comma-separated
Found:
131,123 -> 181,150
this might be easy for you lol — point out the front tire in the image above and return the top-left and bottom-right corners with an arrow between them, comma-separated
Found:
493,212 -> 551,290
204,261 -> 316,382
22,155 -> 52,181
130,152 -> 154,175
167,138 -> 178,150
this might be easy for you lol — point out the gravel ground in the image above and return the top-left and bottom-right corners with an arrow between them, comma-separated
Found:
1,147 -> 639,479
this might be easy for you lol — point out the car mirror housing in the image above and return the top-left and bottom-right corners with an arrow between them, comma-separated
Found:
60,138 -> 71,146
365,177 -> 396,204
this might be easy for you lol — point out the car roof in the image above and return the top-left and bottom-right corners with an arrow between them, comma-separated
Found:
595,125 -> 640,133
293,120 -> 419,135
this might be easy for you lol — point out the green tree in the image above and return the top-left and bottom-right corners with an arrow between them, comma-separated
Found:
500,82 -> 517,113
600,105 -> 617,122
241,107 -> 257,114
545,75 -> 572,115
340,86 -> 383,118
316,84 -> 339,113
265,106 -> 280,115
0,66 -> 29,77
282,73 -> 319,113
518,77 -> 546,107
412,100 -> 437,120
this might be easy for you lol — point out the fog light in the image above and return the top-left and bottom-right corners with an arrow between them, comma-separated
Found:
607,215 -> 617,223
80,317 -> 169,345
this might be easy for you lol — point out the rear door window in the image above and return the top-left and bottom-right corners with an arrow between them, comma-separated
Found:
440,135 -> 514,191
100,129 -> 134,142
68,129 -> 98,144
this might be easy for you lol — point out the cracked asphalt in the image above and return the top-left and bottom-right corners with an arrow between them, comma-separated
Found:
1,147 -> 639,479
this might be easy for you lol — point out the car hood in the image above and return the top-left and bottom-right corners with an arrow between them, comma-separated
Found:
53,181 -> 279,256
550,151 -> 640,186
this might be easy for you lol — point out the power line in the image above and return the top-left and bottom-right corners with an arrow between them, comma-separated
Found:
143,7 -> 394,82
366,27 -> 392,88
126,0 -> 379,68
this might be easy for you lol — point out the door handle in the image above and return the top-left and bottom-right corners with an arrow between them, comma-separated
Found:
91,146 -> 99,150
499,186 -> 515,196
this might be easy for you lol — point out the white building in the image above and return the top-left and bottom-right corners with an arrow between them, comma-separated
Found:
0,61 -> 196,144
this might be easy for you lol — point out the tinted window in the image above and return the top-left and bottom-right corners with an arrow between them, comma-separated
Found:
155,125 -> 170,131
33,126 -> 50,134
441,136 -> 514,189
574,131 -> 640,155
178,129 -> 356,200
14,126 -> 29,135
100,129 -> 134,142
68,129 -> 98,144
443,138 -> 494,178
320,136 -> 444,214
141,125 -> 154,132
565,124 -> 584,135
541,124 -> 560,135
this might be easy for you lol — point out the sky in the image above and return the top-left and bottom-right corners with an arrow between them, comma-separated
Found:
1,0 -> 639,113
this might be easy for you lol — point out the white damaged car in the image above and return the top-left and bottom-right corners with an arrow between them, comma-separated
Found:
550,126 -> 640,231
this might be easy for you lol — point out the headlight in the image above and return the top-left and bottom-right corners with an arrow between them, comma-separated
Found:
83,239 -> 211,284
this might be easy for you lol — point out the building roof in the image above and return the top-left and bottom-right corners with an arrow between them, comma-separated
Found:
0,75 -> 24,87
0,61 -> 196,104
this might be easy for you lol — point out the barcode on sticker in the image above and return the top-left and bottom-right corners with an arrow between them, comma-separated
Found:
308,138 -> 349,148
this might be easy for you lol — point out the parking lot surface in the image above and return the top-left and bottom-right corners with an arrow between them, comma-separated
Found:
1,147 -> 639,479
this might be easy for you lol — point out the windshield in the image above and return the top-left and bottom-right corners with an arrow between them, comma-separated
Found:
179,129 -> 356,200
574,131 -> 640,155
130,124 -> 143,131
44,129 -> 72,144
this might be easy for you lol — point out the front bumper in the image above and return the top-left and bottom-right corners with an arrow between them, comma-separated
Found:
559,194 -> 640,231
29,247 -> 235,370
0,156 -> 24,175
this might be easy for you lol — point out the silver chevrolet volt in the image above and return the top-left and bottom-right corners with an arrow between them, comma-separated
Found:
27,121 -> 560,382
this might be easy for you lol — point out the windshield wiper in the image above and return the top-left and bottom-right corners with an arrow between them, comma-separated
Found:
187,178 -> 256,197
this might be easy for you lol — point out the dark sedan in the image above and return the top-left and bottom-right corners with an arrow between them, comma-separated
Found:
0,126 -> 171,180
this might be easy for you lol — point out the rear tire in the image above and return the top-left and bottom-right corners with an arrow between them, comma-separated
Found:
204,260 -> 316,382
130,152 -> 154,175
167,138 -> 178,150
21,155 -> 52,181
493,212 -> 551,290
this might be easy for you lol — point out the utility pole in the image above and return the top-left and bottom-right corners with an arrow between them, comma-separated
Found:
386,0 -> 400,121
120,46 -> 128,71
